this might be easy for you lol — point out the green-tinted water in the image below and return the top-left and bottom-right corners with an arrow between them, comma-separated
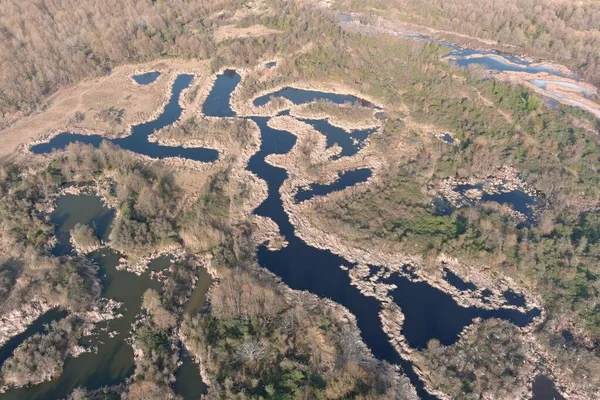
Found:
0,194 -> 209,399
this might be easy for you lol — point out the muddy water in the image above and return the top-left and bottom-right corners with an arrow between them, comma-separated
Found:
174,267 -> 212,399
2,193 -> 162,399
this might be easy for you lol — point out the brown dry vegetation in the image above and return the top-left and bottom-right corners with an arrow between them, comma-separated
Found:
183,265 -> 415,399
333,0 -> 600,86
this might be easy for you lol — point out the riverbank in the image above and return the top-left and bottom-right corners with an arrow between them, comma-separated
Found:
1,59 -> 214,162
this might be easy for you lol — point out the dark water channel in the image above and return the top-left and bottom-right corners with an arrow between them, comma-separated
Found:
0,310 -> 68,368
253,86 -> 377,108
31,74 -> 219,162
0,194 -> 209,399
132,71 -> 161,85
532,375 -> 565,400
27,70 -> 545,399
295,168 -> 372,203
384,273 -> 540,349
300,118 -> 376,159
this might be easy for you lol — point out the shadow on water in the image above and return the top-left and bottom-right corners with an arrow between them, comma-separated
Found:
295,168 -> 372,203
132,71 -> 161,85
31,75 -> 219,163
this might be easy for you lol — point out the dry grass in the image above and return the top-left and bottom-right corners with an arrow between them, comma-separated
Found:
0,59 -> 211,161
214,24 -> 282,43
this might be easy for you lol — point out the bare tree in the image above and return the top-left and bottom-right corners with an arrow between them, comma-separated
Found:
236,338 -> 267,364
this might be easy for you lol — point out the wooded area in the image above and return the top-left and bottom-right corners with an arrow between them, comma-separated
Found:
336,0 -> 600,85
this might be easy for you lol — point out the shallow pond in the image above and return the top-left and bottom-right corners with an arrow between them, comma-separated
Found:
532,375 -> 565,400
481,190 -> 535,220
453,184 -> 535,221
132,71 -> 161,85
450,50 -> 565,75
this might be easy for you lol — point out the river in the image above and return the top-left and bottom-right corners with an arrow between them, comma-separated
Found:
14,68 -> 552,399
